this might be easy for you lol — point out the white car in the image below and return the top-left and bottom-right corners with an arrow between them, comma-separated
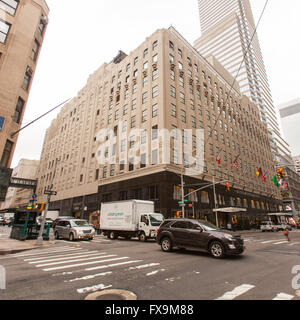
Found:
260,221 -> 276,232
0,217 -> 4,225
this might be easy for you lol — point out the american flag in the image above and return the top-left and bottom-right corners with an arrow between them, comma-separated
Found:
232,154 -> 240,169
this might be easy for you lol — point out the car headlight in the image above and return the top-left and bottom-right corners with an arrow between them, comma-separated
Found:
224,234 -> 234,241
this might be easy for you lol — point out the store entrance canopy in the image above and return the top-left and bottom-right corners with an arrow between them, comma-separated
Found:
213,207 -> 247,213
268,212 -> 293,217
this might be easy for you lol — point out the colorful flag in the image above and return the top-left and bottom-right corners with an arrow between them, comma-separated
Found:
232,154 -> 239,169
256,168 -> 262,177
272,175 -> 279,188
216,153 -> 221,165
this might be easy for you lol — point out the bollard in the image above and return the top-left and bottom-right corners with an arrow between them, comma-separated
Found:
49,228 -> 55,244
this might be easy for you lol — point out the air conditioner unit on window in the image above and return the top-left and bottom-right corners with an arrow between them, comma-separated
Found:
152,63 -> 158,70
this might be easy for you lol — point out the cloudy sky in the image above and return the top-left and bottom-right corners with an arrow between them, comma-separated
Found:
11,0 -> 300,167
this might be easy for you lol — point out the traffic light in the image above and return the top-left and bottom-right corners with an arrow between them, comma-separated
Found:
27,204 -> 33,210
176,211 -> 182,218
225,183 -> 230,191
188,204 -> 193,208
34,202 -> 46,212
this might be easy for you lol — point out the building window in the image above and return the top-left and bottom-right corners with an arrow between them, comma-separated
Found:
181,110 -> 186,123
129,158 -> 134,171
152,54 -> 158,62
142,110 -> 147,123
134,57 -> 138,66
110,164 -> 115,176
142,92 -> 148,104
169,40 -> 174,50
152,69 -> 158,81
152,85 -> 158,98
152,40 -> 158,50
38,16 -> 47,36
103,166 -> 107,178
179,76 -> 184,87
170,85 -> 176,98
0,19 -> 9,43
152,125 -> 158,140
131,115 -> 136,128
152,149 -> 158,165
22,67 -> 33,91
12,97 -> 25,124
143,76 -> 148,87
143,61 -> 148,70
0,139 -> 13,168
132,99 -> 137,110
171,104 -> 177,117
170,69 -> 175,81
143,48 -> 148,58
95,169 -> 99,180
179,92 -> 185,104
141,153 -> 146,168
0,0 -> 19,15
152,104 -> 158,118
178,48 -> 182,58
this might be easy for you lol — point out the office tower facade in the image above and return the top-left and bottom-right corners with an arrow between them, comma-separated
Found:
36,27 -> 281,228
0,0 -> 49,169
194,0 -> 291,165
0,159 -> 39,210
278,99 -> 300,157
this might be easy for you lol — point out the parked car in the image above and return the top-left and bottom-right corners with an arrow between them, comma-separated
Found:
0,217 -> 4,226
260,221 -> 276,232
156,219 -> 245,259
54,218 -> 95,241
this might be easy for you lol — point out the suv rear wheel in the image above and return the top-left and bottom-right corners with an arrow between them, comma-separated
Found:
161,237 -> 172,252
69,233 -> 74,241
209,241 -> 225,259
54,231 -> 59,239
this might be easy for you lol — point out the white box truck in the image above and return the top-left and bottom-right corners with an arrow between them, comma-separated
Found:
100,200 -> 164,241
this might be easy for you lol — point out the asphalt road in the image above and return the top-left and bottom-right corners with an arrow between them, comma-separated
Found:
0,227 -> 300,300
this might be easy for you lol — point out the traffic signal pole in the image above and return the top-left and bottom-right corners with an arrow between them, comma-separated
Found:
36,158 -> 59,246
181,167 -> 185,219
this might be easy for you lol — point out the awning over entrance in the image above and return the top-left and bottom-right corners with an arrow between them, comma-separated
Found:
268,212 -> 293,217
213,207 -> 247,213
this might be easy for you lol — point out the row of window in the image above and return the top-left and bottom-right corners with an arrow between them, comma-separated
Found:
0,0 -> 19,16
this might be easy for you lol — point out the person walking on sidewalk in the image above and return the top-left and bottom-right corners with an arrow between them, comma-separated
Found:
283,227 -> 291,242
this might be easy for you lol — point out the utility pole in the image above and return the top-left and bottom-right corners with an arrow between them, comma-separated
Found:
36,158 -> 59,246
213,176 -> 219,228
181,166 -> 185,219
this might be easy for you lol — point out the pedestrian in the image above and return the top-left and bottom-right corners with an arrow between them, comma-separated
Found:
283,228 -> 291,242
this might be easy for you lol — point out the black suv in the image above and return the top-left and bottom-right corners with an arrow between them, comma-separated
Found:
156,219 -> 245,259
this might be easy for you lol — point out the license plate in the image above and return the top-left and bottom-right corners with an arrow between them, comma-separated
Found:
85,234 -> 90,237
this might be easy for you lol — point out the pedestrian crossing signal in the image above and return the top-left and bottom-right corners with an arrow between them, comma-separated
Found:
225,183 -> 230,191
34,202 -> 46,212
176,211 -> 182,218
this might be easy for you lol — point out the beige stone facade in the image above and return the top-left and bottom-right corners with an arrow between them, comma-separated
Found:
0,0 -> 49,169
36,27 -> 280,217
0,158 -> 39,209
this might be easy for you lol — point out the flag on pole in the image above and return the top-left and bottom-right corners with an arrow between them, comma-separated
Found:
256,168 -> 262,177
232,154 -> 240,169
243,164 -> 250,175
272,175 -> 279,188
216,153 -> 221,165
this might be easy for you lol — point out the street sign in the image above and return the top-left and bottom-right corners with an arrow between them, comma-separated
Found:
32,194 -> 37,199
44,190 -> 57,196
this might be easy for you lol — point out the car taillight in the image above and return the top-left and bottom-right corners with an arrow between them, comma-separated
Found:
157,227 -> 161,233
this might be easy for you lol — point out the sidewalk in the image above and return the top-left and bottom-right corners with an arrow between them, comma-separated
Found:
0,228 -> 55,255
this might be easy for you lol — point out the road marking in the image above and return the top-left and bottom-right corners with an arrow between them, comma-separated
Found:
24,250 -> 97,261
273,241 -> 289,245
43,256 -> 130,272
127,263 -> 160,270
77,283 -> 112,294
36,254 -> 117,267
146,269 -> 165,276
86,260 -> 143,271
261,240 -> 282,244
14,247 -> 82,257
288,242 -> 300,246
273,293 -> 294,300
215,284 -> 255,300
27,251 -> 104,263
65,272 -> 113,283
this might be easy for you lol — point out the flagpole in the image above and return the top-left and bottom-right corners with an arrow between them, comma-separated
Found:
213,176 -> 219,228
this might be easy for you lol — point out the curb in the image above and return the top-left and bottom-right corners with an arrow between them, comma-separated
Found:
0,243 -> 55,256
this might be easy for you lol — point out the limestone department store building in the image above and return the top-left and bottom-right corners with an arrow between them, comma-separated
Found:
36,27 -> 282,228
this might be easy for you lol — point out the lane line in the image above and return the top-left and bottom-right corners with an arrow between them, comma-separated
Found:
36,254 -> 117,267
273,293 -> 294,300
86,259 -> 143,271
288,242 -> 300,246
27,252 -> 105,264
77,283 -> 112,294
127,263 -> 160,270
273,241 -> 289,245
24,250 -> 97,261
65,271 -> 113,283
261,240 -> 282,244
215,284 -> 255,300
43,256 -> 130,272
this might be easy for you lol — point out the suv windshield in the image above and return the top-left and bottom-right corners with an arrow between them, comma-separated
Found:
149,214 -> 164,226
198,220 -> 219,231
72,220 -> 89,227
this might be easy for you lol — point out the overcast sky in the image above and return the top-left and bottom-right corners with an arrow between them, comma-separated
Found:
11,0 -> 300,167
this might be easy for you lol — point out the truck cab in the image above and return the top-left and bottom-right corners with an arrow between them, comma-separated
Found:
139,213 -> 164,241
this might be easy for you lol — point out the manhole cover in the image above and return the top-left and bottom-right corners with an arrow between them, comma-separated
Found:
96,294 -> 124,300
85,289 -> 137,300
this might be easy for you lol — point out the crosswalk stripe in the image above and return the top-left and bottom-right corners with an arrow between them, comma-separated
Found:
128,263 -> 160,270
14,247 -> 82,257
77,283 -> 112,294
27,251 -> 104,264
215,284 -> 255,300
85,260 -> 143,271
273,241 -> 289,245
273,293 -> 294,300
36,254 -> 117,267
65,271 -> 113,283
43,256 -> 130,272
288,242 -> 300,246
261,240 -> 281,244
24,250 -> 96,261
